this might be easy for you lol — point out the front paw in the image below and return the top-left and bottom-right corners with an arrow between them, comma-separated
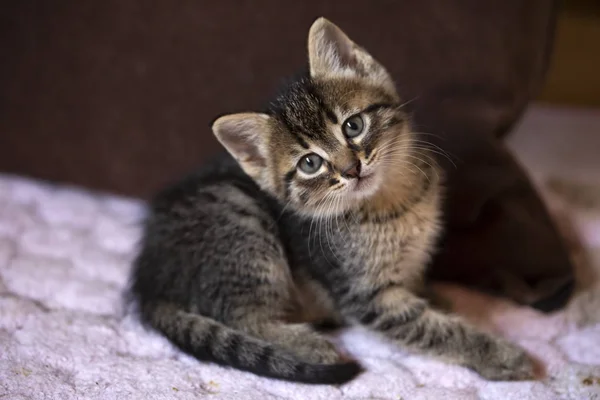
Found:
466,335 -> 536,381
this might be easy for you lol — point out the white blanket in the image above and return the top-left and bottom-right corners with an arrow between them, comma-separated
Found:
1,105 -> 600,399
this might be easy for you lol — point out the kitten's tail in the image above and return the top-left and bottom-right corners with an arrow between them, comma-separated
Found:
141,301 -> 362,384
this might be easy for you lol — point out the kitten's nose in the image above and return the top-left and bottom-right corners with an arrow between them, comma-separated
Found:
341,161 -> 361,179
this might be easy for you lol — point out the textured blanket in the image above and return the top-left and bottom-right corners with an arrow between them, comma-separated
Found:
1,106 -> 600,399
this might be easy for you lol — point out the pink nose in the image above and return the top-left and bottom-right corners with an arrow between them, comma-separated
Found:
341,161 -> 361,179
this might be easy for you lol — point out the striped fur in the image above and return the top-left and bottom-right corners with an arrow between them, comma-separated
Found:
143,302 -> 360,383
129,18 -> 535,384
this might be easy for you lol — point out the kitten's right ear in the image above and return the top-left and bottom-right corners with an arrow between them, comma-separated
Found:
212,113 -> 271,179
308,17 -> 394,91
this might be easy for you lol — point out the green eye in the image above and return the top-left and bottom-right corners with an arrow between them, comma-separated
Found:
298,153 -> 323,174
342,114 -> 365,138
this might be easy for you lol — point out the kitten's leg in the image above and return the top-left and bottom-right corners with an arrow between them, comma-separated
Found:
220,275 -> 344,364
292,271 -> 347,332
201,261 -> 344,365
340,285 -> 534,380
196,234 -> 343,364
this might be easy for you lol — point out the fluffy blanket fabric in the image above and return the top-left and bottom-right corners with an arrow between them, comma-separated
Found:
1,106 -> 600,399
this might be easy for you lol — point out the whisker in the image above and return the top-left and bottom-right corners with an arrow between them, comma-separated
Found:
308,193 -> 334,257
396,96 -> 419,109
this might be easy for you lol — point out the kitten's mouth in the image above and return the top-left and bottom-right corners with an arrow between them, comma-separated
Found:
349,172 -> 379,197
356,174 -> 374,188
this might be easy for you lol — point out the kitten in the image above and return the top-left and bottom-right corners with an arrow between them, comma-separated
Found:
129,18 -> 535,384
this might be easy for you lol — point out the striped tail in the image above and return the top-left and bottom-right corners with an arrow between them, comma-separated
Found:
141,301 -> 362,384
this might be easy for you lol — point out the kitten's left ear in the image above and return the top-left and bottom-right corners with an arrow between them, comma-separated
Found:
212,113 -> 271,182
308,18 -> 394,91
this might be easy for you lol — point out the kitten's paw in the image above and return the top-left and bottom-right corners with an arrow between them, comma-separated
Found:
296,337 -> 344,365
468,336 -> 536,381
272,323 -> 345,365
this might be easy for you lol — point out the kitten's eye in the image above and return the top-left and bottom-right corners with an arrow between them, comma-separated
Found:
342,115 -> 365,138
298,153 -> 323,174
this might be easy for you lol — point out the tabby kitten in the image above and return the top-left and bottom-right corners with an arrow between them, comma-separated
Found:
129,18 -> 535,384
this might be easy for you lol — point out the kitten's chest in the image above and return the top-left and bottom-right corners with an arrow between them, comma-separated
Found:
332,195 -> 442,286
356,212 -> 436,258
282,189 -> 442,288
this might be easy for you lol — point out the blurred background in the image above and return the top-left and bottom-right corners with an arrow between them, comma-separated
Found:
1,0 -> 598,199
538,0 -> 599,107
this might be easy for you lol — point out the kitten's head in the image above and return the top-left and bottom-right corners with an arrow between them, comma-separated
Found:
213,18 -> 416,217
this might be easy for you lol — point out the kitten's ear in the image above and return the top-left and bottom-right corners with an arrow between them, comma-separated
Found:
212,113 -> 271,179
308,18 -> 394,90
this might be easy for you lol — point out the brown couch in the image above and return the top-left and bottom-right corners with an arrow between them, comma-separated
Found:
0,0 -> 573,311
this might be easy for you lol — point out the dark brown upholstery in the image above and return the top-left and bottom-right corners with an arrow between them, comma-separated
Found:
0,0 -> 573,311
